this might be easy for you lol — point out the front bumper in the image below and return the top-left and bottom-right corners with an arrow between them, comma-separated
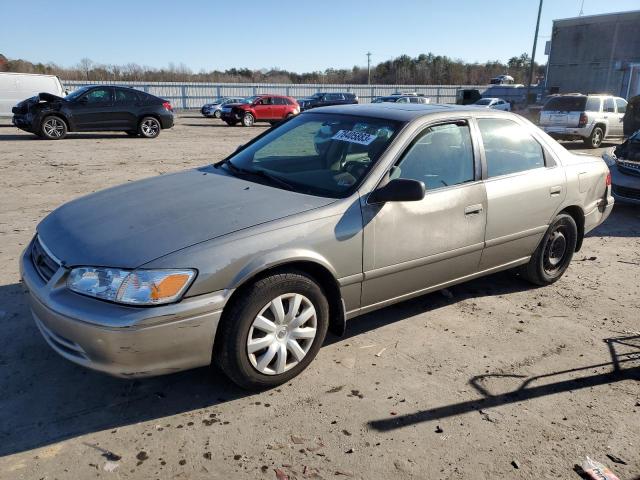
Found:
221,110 -> 242,121
12,113 -> 36,133
20,239 -> 225,377
610,165 -> 640,205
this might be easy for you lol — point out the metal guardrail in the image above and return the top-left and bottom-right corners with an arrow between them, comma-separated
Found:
63,80 -> 487,109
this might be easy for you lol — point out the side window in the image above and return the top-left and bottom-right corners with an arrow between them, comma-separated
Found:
84,88 -> 112,104
615,98 -> 627,114
585,97 -> 601,112
395,122 -> 475,190
274,97 -> 286,105
604,97 -> 615,113
115,89 -> 139,103
409,97 -> 419,103
477,118 -> 546,178
396,97 -> 409,103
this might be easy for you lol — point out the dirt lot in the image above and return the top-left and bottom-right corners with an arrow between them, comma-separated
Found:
0,114 -> 638,480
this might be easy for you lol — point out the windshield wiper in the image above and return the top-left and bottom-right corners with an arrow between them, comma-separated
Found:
216,160 -> 294,191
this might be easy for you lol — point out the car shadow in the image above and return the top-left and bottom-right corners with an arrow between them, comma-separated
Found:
0,132 -> 144,141
0,269 -> 533,457
587,203 -> 640,239
181,123 -> 237,128
562,140 -> 622,150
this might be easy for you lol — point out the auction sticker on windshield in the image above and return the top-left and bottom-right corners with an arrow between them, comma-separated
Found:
332,130 -> 377,145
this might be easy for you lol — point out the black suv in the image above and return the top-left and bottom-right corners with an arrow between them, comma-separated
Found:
297,92 -> 358,111
12,85 -> 174,140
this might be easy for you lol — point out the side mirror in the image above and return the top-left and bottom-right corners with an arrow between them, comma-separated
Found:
368,178 -> 426,203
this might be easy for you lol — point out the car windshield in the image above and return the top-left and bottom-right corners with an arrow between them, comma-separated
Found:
222,113 -> 402,198
310,93 -> 324,99
65,86 -> 91,101
475,99 -> 492,105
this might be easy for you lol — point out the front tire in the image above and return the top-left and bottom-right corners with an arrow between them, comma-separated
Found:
214,110 -> 222,119
520,213 -> 577,286
216,271 -> 329,390
138,117 -> 161,138
242,113 -> 255,127
584,126 -> 603,148
40,116 -> 67,140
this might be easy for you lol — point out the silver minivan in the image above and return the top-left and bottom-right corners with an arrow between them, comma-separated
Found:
540,94 -> 627,148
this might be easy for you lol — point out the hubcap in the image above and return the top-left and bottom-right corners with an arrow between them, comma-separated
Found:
141,119 -> 159,136
593,130 -> 602,146
247,293 -> 317,375
244,114 -> 253,126
44,119 -> 64,137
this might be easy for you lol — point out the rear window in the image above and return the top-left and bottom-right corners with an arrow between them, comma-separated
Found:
543,96 -> 601,112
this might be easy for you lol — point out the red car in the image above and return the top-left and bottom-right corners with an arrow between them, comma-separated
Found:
220,94 -> 300,127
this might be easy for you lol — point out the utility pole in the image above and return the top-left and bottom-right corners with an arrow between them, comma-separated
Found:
366,52 -> 372,85
525,0 -> 543,107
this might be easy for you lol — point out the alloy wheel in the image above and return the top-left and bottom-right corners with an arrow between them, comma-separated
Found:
141,119 -> 160,136
246,293 -> 317,375
43,118 -> 64,138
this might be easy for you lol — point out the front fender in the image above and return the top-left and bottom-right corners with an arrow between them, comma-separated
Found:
229,249 -> 339,289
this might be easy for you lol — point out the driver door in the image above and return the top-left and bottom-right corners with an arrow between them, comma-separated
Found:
69,87 -> 115,130
253,97 -> 273,120
360,120 -> 487,309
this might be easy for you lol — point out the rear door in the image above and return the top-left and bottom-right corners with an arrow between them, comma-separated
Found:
603,97 -> 620,137
112,88 -> 140,130
271,97 -> 287,118
68,87 -> 115,130
475,117 -> 565,269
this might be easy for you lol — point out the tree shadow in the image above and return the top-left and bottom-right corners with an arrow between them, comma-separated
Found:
367,335 -> 639,432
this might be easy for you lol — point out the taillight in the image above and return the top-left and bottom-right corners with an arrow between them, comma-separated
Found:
162,101 -> 173,112
605,172 -> 611,186
578,112 -> 587,127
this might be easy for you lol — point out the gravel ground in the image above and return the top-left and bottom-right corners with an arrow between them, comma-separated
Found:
0,114 -> 638,480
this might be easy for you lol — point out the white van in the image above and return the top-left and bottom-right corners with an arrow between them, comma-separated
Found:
0,72 -> 66,117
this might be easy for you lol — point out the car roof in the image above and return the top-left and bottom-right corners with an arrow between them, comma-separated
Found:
305,103 -> 504,121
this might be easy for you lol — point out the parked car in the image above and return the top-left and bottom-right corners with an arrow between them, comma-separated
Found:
372,95 -> 430,104
473,97 -> 511,111
603,130 -> 640,204
201,97 -> 245,118
21,104 -> 613,389
0,72 -> 66,118
297,92 -> 358,111
220,94 -> 299,126
539,94 -> 627,148
12,85 -> 174,140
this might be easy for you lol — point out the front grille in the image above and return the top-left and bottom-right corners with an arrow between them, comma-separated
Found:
31,237 -> 60,282
613,185 -> 640,201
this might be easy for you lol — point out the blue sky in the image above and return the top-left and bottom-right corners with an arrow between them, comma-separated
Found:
1,0 -> 638,72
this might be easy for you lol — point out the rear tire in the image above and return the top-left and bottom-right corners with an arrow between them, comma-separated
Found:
520,213 -> 577,286
216,271 -> 329,390
138,116 -> 161,138
583,126 -> 603,148
40,116 -> 67,140
242,113 -> 255,127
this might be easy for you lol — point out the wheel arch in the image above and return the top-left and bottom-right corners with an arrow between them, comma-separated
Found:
137,113 -> 162,127
217,256 -> 346,351
559,205 -> 585,251
594,122 -> 607,137
42,112 -> 71,131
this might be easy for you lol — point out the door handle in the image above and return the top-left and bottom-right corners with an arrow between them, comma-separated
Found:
464,204 -> 483,215
550,186 -> 562,196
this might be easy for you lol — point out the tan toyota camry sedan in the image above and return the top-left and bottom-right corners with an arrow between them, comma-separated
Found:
21,103 -> 614,389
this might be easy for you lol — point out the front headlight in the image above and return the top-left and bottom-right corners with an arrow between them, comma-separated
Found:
67,267 -> 196,305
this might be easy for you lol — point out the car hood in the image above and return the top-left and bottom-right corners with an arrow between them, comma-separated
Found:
37,166 -> 336,269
